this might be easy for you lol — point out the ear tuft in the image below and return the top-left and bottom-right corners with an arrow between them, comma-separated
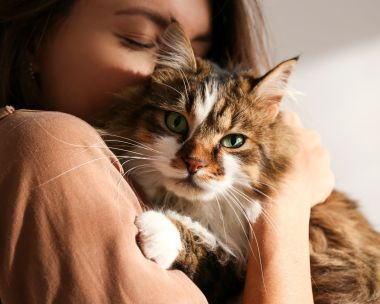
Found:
154,21 -> 197,73
253,57 -> 298,121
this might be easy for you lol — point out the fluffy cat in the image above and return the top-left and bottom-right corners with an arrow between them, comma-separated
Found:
95,23 -> 380,303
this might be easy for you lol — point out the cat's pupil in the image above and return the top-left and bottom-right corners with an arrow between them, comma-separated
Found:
174,116 -> 181,127
165,112 -> 188,134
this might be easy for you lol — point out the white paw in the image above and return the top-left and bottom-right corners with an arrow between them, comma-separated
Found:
135,211 -> 183,269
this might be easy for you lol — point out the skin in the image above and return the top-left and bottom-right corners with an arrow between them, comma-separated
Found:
32,0 -> 334,302
244,112 -> 334,304
36,0 -> 212,120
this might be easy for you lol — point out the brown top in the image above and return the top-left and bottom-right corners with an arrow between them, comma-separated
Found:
0,109 -> 206,304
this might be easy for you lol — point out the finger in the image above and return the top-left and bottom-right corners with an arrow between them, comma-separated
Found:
307,129 -> 321,146
282,112 -> 303,128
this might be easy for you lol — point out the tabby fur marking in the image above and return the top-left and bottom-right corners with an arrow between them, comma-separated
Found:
95,23 -> 380,304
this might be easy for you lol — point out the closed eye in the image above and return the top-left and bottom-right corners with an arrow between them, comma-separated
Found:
116,34 -> 155,49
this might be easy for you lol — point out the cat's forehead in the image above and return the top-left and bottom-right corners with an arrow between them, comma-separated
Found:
184,67 -> 254,129
150,60 -> 260,134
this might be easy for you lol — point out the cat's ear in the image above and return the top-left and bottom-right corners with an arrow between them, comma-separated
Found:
154,21 -> 197,74
252,57 -> 298,121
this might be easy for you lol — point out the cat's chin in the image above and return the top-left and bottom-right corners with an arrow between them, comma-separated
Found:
163,177 -> 217,202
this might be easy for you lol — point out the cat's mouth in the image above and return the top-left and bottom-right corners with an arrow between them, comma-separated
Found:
176,175 -> 203,190
162,175 -> 215,201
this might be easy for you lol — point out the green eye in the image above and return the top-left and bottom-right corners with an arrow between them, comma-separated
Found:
221,134 -> 245,148
165,112 -> 188,134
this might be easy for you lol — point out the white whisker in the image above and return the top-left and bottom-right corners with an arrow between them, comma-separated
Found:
32,117 -> 108,149
255,180 -> 279,194
230,186 -> 280,234
107,147 -> 160,158
219,191 -> 250,249
260,208 -> 280,234
134,170 -> 158,177
98,131 -> 163,154
250,224 -> 268,296
117,155 -> 159,161
224,190 -> 253,236
178,68 -> 190,101
124,164 -> 152,179
36,156 -> 111,188
215,194 -> 228,244
225,189 -> 268,296
251,186 -> 275,202
156,81 -> 184,97
104,140 -> 159,153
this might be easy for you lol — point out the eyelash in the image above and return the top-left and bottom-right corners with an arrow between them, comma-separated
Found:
117,34 -> 155,49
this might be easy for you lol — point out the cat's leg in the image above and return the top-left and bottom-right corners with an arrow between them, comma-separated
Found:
134,210 -> 183,270
135,210 -> 244,303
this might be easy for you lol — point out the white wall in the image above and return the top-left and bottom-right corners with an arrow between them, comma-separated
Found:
263,0 -> 380,229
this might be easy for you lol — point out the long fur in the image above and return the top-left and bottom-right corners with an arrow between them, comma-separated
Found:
95,22 -> 380,304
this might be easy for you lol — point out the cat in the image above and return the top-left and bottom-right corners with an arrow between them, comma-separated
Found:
95,22 -> 380,303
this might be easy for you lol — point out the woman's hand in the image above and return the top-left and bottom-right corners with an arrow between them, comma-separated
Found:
243,112 -> 335,304
279,111 -> 335,209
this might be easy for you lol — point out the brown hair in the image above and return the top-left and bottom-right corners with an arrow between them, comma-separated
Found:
209,0 -> 271,72
0,0 -> 271,109
0,0 -> 75,108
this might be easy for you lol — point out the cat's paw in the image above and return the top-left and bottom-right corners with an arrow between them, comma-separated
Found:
135,211 -> 183,269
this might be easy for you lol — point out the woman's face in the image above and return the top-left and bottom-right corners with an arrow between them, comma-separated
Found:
36,0 -> 211,120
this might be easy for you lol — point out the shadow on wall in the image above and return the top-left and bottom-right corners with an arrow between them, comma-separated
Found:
263,0 -> 380,61
263,0 -> 380,230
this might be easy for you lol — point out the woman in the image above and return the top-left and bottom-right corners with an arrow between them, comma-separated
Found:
0,0 -> 334,303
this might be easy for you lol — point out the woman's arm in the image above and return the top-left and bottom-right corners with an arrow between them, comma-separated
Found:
0,110 -> 207,304
243,112 -> 334,304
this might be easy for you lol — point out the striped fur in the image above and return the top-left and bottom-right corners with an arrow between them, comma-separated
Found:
96,23 -> 380,304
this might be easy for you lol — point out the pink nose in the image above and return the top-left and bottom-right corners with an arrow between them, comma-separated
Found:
183,157 -> 207,175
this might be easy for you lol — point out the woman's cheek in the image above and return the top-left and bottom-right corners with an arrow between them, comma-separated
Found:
40,34 -> 155,119
80,52 -> 155,118
114,49 -> 156,84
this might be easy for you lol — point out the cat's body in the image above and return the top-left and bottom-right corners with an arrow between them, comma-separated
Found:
310,191 -> 380,304
96,23 -> 380,303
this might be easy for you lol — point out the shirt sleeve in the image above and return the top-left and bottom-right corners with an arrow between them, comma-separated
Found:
0,109 -> 207,304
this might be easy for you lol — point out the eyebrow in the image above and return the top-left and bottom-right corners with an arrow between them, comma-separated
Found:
114,7 -> 171,28
114,7 -> 212,43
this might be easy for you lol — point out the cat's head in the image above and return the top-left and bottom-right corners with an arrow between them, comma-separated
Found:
103,22 -> 297,202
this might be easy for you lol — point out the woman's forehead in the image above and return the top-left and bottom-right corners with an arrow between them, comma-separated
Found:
90,0 -> 212,40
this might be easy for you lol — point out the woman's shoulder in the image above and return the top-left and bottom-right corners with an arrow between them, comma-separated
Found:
0,106 -> 99,140
0,106 -> 103,158
1,105 -> 91,127
0,106 -> 124,177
